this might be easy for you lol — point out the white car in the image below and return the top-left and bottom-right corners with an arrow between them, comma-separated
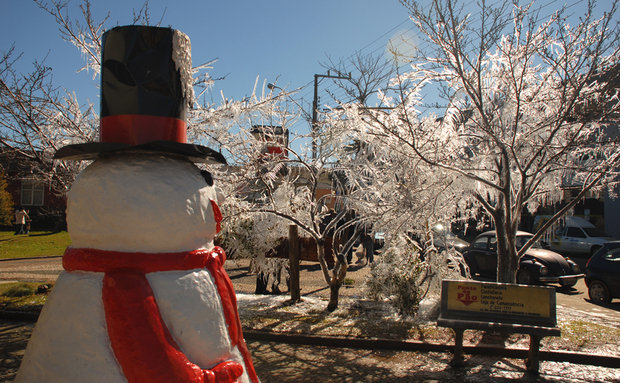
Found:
549,217 -> 616,256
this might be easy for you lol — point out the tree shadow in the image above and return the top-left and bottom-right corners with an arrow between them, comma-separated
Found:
301,286 -> 329,296
584,298 -> 620,312
0,320 -> 34,381
24,232 -> 58,237
555,286 -> 581,296
0,315 -> 591,383
246,339 -> 558,382
228,272 -> 250,280
300,264 -> 322,272
345,263 -> 366,272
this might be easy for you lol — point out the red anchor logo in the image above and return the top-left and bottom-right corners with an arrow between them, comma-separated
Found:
457,287 -> 479,306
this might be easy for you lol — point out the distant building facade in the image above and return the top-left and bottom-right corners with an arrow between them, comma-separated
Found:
0,148 -> 66,229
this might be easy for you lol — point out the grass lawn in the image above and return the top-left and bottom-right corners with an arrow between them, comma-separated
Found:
0,282 -> 52,312
0,230 -> 71,259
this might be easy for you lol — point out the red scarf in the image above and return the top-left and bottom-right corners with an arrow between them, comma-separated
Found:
63,246 -> 258,383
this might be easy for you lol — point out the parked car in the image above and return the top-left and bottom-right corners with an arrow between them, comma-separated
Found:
402,228 -> 470,277
463,231 -> 584,287
548,216 -> 616,256
585,241 -> 620,304
431,224 -> 470,252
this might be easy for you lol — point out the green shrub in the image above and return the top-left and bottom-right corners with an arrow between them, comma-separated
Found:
365,235 -> 425,317
0,172 -> 13,226
2,284 -> 36,297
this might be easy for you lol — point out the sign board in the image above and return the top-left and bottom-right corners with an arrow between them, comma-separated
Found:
441,280 -> 557,327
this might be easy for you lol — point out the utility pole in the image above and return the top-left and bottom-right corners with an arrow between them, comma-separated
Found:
311,71 -> 351,159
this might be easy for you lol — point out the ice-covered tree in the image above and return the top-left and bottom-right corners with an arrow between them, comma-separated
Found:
0,1 -> 165,195
193,83 -> 367,311
329,118 -> 471,314
336,0 -> 620,283
0,0 -> 230,197
2,1 -> 367,312
332,125 -> 463,240
0,42 -> 91,195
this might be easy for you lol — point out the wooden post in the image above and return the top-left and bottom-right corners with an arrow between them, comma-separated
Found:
450,328 -> 465,367
288,225 -> 301,302
526,334 -> 541,375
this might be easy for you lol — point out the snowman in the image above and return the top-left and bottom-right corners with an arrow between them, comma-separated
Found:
16,26 -> 258,383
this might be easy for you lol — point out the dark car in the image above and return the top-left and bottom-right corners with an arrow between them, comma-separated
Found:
585,241 -> 620,303
431,224 -> 470,252
463,231 -> 584,287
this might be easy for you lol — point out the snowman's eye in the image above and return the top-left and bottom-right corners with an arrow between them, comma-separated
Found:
200,170 -> 213,186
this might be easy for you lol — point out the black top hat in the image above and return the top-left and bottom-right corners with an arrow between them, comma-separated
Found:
54,25 -> 226,164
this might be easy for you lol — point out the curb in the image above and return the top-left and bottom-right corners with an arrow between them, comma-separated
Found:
0,256 -> 62,262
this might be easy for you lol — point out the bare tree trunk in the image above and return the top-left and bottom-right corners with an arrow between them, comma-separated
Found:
288,225 -> 301,302
495,152 -> 520,283
316,236 -> 349,311
327,280 -> 342,312
316,238 -> 332,285
495,213 -> 519,283
327,258 -> 348,312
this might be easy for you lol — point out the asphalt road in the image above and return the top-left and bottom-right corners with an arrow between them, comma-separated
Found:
555,279 -> 620,323
1,255 -> 619,323
554,253 -> 620,323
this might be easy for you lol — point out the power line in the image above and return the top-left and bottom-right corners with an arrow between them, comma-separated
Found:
293,0 -> 598,121
343,17 -> 412,62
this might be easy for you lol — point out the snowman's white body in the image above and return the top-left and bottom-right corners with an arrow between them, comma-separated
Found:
16,154 -> 252,383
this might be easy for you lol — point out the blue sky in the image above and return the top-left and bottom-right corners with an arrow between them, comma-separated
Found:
1,0 -> 612,128
1,0 -> 411,110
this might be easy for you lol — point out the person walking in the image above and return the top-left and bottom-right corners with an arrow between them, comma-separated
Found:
361,228 -> 375,264
14,207 -> 30,235
24,209 -> 31,234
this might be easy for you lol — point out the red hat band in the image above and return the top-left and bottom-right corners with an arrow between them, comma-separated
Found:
100,26 -> 191,145
53,26 -> 227,165
100,115 -> 187,146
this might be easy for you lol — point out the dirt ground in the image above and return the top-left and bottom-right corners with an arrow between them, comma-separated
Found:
2,318 -> 618,383
1,257 -> 620,382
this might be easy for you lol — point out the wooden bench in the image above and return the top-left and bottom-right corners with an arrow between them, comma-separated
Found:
437,279 -> 561,374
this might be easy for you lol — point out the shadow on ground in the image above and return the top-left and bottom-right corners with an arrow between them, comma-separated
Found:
248,340 -> 561,383
0,321 -> 33,382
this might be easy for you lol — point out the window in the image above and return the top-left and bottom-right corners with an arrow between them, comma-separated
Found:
488,236 -> 497,251
472,236 -> 489,249
584,227 -> 607,237
516,235 -> 535,250
21,180 -> 45,206
566,227 -> 586,238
